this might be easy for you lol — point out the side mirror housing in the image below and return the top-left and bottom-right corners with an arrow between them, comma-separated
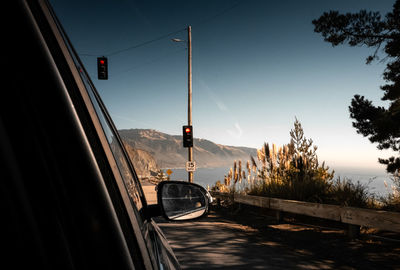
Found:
156,181 -> 212,221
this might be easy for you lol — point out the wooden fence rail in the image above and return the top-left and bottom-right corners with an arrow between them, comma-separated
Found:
211,192 -> 400,234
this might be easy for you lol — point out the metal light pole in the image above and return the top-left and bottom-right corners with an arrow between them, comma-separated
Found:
173,26 -> 193,183
187,26 -> 193,183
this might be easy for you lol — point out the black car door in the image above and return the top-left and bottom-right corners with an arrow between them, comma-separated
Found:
31,0 -> 182,269
3,0 -> 145,269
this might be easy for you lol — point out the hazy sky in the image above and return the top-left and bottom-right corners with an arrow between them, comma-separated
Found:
51,0 -> 396,171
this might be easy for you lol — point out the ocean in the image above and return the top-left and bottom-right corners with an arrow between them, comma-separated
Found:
166,166 -> 396,197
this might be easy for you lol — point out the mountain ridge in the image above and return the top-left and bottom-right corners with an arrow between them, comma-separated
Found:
119,129 -> 257,170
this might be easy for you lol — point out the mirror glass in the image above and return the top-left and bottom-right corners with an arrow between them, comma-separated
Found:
160,182 -> 207,220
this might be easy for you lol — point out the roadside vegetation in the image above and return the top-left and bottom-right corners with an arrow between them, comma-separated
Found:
212,119 -> 400,211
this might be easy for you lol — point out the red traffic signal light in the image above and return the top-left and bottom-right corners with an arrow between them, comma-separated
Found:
183,125 -> 193,148
97,57 -> 108,80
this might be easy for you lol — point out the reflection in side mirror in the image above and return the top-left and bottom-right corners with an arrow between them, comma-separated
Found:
157,181 -> 210,221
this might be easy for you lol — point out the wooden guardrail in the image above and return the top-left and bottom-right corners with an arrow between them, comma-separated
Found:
211,192 -> 400,234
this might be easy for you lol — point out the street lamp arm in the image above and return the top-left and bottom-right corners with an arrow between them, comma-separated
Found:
171,38 -> 185,42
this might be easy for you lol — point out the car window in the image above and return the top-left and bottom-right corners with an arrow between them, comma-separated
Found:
53,12 -> 146,217
84,73 -> 144,213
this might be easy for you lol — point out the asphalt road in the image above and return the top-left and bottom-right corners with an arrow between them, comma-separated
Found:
157,213 -> 297,269
157,209 -> 400,270
142,181 -> 400,269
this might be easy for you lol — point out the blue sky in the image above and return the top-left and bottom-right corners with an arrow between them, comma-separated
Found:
51,0 -> 396,171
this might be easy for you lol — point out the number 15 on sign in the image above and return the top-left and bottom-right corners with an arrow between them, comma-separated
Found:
186,161 -> 196,172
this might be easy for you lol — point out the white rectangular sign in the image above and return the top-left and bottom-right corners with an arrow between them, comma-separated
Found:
186,161 -> 196,172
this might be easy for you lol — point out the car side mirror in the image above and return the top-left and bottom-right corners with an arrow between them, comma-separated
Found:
156,181 -> 212,221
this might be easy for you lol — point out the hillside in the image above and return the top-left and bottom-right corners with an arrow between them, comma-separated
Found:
119,129 -> 256,169
122,142 -> 159,178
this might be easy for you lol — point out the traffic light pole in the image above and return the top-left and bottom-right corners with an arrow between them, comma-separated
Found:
187,26 -> 193,183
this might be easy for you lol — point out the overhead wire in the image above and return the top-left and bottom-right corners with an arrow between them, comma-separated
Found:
78,0 -> 243,58
195,0 -> 242,27
105,27 -> 187,57
109,47 -> 187,78
79,1 -> 243,77
78,27 -> 186,57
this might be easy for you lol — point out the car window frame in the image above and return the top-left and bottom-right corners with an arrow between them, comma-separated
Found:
32,0 -> 156,268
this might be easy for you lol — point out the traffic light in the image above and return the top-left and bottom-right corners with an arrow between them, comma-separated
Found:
182,125 -> 193,148
97,57 -> 108,80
